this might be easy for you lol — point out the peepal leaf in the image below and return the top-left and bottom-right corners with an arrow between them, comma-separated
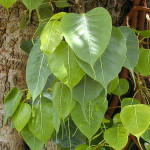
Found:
71,94 -> 108,140
28,96 -> 54,143
77,27 -> 127,89
22,126 -> 44,150
40,19 -> 63,55
120,104 -> 150,137
55,0 -> 71,8
4,87 -> 23,124
142,126 -> 150,143
48,42 -> 85,89
0,0 -> 17,10
104,126 -> 129,150
52,82 -> 76,120
26,39 -> 51,101
61,7 -> 112,66
12,103 -> 31,132
121,98 -> 140,108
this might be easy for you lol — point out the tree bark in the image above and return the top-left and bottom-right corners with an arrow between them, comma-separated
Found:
0,0 -> 131,149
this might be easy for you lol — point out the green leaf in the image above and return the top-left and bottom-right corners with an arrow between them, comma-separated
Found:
133,29 -> 150,38
120,104 -> 150,137
55,0 -> 71,8
50,12 -> 66,21
145,143 -> 150,150
135,48 -> 150,76
52,82 -> 76,120
21,12 -> 27,29
112,79 -> 129,97
12,103 -> 31,132
22,126 -> 44,150
119,26 -> 139,82
53,108 -> 60,133
48,42 -> 85,89
4,87 -> 23,124
104,126 -> 129,150
71,94 -> 108,140
75,145 -> 96,150
142,126 -> 150,143
121,98 -> 140,108
77,27 -> 127,90
26,39 -> 51,101
28,96 -> 54,143
61,7 -> 112,66
22,0 -> 43,12
72,75 -> 103,114
113,113 -> 121,124
40,19 -> 63,55
0,0 -> 17,10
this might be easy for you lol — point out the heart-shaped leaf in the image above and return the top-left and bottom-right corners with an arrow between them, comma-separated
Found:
61,7 -> 112,66
0,0 -> 17,10
48,42 -> 85,89
121,98 -> 140,108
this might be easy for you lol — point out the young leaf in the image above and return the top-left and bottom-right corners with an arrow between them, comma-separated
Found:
120,104 -> 150,137
22,126 -> 44,150
0,0 -> 17,10
71,94 -> 108,140
55,0 -> 71,8
72,75 -> 103,113
50,12 -> 66,21
4,87 -> 23,124
119,26 -> 139,82
104,126 -> 129,150
133,29 -> 150,38
40,19 -> 63,55
77,27 -> 127,90
142,126 -> 150,143
135,48 -> 150,76
12,103 -> 31,132
26,39 -> 51,101
48,42 -> 85,89
113,113 -> 121,124
61,7 -> 112,67
121,98 -> 140,108
112,79 -> 129,97
52,82 -> 76,120
28,96 -> 54,143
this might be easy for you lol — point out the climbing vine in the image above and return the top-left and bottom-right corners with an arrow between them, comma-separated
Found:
2,0 -> 150,150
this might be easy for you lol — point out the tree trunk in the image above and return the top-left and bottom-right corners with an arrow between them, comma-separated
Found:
0,0 -> 131,149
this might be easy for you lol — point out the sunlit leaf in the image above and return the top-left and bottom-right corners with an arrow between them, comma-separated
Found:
113,113 -> 121,124
121,98 -> 140,108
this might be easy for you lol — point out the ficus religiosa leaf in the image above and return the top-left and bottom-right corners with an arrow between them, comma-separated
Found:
22,126 -> 44,150
48,42 -> 85,89
0,0 -> 17,10
71,93 -> 108,140
26,39 -> 51,101
28,96 -> 54,143
121,98 -> 140,108
61,7 -> 112,67
76,27 -> 127,90
104,126 -> 129,150
12,103 -> 31,132
4,87 -> 23,124
120,104 -> 150,137
119,26 -> 139,83
113,113 -> 121,124
50,12 -> 66,21
53,108 -> 60,133
55,0 -> 71,8
52,82 -> 76,120
40,19 -> 63,55
141,126 -> 150,143
135,48 -> 150,76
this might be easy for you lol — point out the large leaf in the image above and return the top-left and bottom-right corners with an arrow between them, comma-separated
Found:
72,75 -> 103,114
0,0 -> 16,10
135,48 -> 150,76
22,0 -> 43,12
26,39 -> 51,101
142,126 -> 150,143
120,104 -> 150,137
104,126 -> 129,150
52,82 -> 76,120
119,26 -> 139,82
71,94 -> 108,140
77,27 -> 127,89
12,103 -> 31,132
121,98 -> 140,108
4,87 -> 23,124
22,126 -> 44,150
61,7 -> 112,66
40,19 -> 63,55
48,42 -> 85,89
28,96 -> 54,143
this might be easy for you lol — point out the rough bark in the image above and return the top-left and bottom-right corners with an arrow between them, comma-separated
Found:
0,0 -> 131,149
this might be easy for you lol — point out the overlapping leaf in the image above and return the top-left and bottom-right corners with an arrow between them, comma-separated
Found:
77,27 -> 127,89
26,39 -> 51,101
0,0 -> 17,10
55,0 -> 71,8
48,42 -> 85,89
121,98 -> 140,108
61,7 -> 112,67
28,96 -> 54,143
